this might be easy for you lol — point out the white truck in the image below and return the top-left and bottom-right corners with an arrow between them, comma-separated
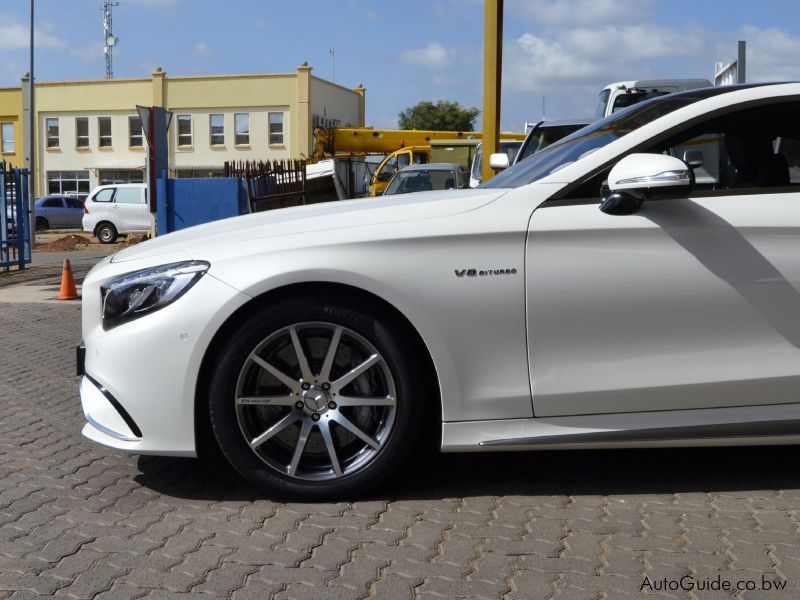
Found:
594,79 -> 712,120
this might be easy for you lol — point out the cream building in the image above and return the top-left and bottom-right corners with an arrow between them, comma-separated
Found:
0,87 -> 23,169
28,64 -> 364,195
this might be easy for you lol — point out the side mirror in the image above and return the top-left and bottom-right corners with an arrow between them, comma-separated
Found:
489,153 -> 510,170
601,153 -> 694,215
683,150 -> 704,168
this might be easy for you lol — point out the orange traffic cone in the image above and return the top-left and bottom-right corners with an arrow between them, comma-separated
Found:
58,259 -> 79,300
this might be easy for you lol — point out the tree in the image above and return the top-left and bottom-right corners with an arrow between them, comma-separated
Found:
398,100 -> 480,131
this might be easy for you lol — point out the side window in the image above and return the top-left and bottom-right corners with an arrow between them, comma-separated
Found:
93,188 -> 115,202
42,198 -> 63,208
560,100 -> 800,202
114,188 -> 143,204
66,198 -> 84,209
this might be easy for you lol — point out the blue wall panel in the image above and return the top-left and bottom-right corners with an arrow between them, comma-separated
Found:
156,177 -> 248,235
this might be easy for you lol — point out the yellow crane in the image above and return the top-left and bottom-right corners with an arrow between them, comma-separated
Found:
310,127 -> 525,196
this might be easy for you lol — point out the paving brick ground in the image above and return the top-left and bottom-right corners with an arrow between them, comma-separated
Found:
2,270 -> 800,598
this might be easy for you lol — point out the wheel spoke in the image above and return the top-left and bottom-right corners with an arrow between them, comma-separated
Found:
289,326 -> 314,383
288,419 -> 313,476
318,420 -> 343,477
319,326 -> 343,381
335,395 -> 396,407
334,413 -> 381,451
250,354 -> 300,392
237,395 -> 296,406
250,412 -> 299,449
331,354 -> 380,392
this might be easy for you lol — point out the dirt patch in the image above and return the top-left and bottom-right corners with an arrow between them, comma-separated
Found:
34,234 -> 94,253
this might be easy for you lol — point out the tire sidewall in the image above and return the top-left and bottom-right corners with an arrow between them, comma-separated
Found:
208,296 -> 425,500
97,223 -> 117,244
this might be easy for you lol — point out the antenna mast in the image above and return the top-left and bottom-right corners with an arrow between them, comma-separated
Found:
103,1 -> 120,79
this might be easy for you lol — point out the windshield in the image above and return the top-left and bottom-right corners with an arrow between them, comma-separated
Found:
385,168 -> 459,195
483,87 -> 737,189
516,123 -> 589,164
594,89 -> 611,120
471,141 -> 522,180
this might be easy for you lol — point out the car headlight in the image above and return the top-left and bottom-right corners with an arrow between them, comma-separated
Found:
101,260 -> 209,328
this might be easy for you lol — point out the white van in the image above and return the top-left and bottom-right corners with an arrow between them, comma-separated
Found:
594,79 -> 712,120
82,183 -> 151,244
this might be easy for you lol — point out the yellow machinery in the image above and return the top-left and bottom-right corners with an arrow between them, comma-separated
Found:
310,127 -> 525,196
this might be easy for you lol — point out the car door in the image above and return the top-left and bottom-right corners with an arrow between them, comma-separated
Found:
112,187 -> 147,232
41,197 -> 68,228
64,197 -> 85,228
527,99 -> 800,417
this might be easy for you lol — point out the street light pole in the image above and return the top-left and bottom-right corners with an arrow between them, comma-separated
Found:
328,48 -> 335,83
29,0 -> 36,219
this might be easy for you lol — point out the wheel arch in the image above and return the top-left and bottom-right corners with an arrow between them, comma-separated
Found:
193,281 -> 442,460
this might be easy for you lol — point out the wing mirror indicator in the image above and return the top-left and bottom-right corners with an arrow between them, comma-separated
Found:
601,153 -> 695,215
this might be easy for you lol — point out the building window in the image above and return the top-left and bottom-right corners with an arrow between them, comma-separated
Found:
98,117 -> 112,148
75,117 -> 89,148
98,169 -> 144,185
177,115 -> 192,147
268,112 -> 284,145
209,114 -> 224,146
129,115 -> 143,147
1,123 -> 13,153
175,167 -> 225,179
234,113 -> 250,146
47,170 -> 90,194
45,118 -> 59,148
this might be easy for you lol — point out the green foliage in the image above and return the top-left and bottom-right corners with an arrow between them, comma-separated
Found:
398,100 -> 480,132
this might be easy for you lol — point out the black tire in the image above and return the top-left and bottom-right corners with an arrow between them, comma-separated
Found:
96,222 -> 118,244
208,296 -> 427,500
35,217 -> 48,232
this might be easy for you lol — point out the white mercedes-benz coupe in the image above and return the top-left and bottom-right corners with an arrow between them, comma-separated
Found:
79,83 -> 800,498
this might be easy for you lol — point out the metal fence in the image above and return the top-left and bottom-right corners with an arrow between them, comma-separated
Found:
225,160 -> 306,212
0,162 -> 31,270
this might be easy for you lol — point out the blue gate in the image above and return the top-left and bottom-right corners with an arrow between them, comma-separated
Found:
0,162 -> 32,270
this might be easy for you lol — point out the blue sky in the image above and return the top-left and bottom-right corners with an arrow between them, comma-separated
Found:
3,0 -> 800,131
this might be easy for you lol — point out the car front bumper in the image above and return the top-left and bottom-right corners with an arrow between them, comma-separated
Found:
78,264 -> 249,456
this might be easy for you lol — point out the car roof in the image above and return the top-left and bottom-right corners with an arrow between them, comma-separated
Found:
398,163 -> 461,172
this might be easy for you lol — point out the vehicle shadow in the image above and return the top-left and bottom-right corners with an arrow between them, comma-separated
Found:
134,443 -> 800,502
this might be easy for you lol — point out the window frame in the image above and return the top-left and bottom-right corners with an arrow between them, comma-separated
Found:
46,170 -> 90,195
234,113 -> 250,146
128,115 -> 144,148
98,116 -> 112,148
209,113 -> 225,146
268,112 -> 284,146
176,114 -> 193,147
75,117 -> 89,149
45,118 -> 59,149
1,122 -> 14,153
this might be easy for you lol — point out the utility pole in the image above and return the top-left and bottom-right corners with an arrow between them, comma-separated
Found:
29,0 -> 35,204
328,48 -> 335,83
481,0 -> 502,183
103,1 -> 119,80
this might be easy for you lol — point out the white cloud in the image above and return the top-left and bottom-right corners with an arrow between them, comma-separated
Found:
191,42 -> 212,57
0,23 -> 65,50
70,43 -> 104,63
508,0 -> 653,26
738,26 -> 800,82
398,42 -> 452,69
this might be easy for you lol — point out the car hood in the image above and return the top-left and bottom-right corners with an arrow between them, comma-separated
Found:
111,188 -> 507,263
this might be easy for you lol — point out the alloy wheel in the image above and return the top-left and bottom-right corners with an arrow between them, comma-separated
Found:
234,322 -> 397,481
